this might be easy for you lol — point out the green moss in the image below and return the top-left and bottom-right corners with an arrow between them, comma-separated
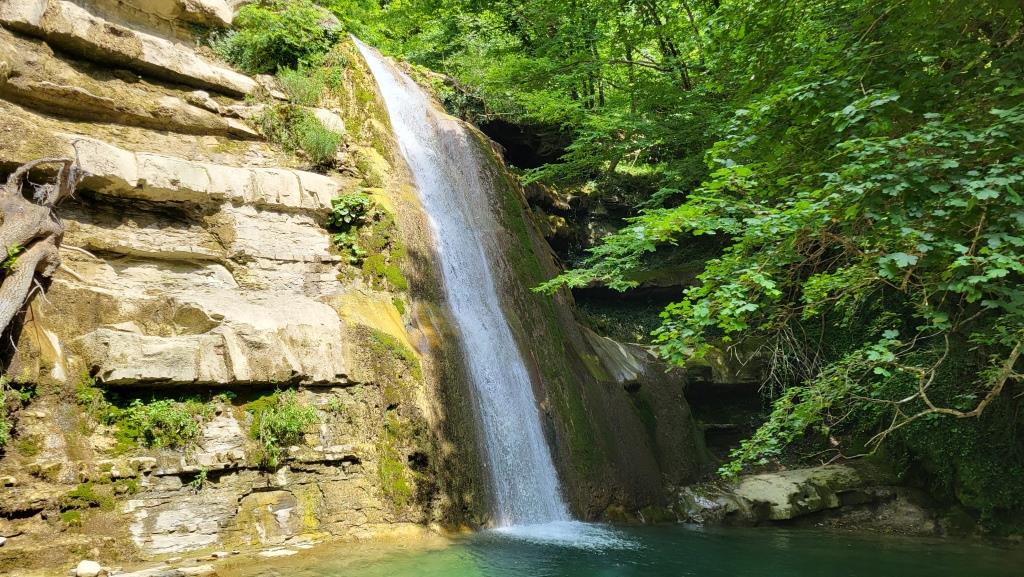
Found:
60,483 -> 114,512
369,330 -> 422,382
361,253 -> 409,291
112,478 -> 140,496
60,510 -> 82,527
14,434 -> 41,457
392,297 -> 406,316
377,415 -> 414,509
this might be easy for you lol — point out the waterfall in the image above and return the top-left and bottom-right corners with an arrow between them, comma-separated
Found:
354,39 -> 571,527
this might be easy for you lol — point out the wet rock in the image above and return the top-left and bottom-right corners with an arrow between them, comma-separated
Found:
677,463 -> 900,525
258,548 -> 298,558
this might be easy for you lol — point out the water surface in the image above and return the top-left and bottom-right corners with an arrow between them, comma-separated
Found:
222,524 -> 1024,577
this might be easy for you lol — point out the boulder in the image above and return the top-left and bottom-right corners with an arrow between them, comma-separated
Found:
677,463 -> 898,524
75,560 -> 105,577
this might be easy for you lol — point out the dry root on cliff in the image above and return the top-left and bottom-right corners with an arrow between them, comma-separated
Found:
0,155 -> 83,339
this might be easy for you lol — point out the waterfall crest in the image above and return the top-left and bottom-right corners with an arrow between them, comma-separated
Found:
354,39 -> 571,527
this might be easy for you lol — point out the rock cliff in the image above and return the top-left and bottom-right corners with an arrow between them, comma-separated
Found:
0,1 -> 487,571
0,1 -> 708,572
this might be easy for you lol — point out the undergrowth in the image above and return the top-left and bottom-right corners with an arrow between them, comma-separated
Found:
245,389 -> 319,469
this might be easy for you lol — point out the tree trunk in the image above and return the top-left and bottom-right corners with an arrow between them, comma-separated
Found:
0,156 -> 82,341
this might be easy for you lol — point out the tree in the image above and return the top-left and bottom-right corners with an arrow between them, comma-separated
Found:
0,156 -> 83,338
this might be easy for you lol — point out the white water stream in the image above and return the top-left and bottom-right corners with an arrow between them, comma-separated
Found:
354,39 -> 572,529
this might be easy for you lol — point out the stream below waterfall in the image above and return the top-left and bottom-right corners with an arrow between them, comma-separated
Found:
219,524 -> 1024,577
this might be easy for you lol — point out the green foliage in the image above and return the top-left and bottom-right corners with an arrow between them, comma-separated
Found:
324,396 -> 349,417
297,114 -> 341,166
277,67 -> 326,106
325,193 -> 408,287
331,231 -> 367,264
327,193 -> 373,228
112,399 -> 213,451
327,192 -> 373,263
256,105 -> 340,168
188,468 -> 208,493
75,375 -> 214,452
0,377 -> 37,450
245,389 -> 319,469
211,0 -> 341,74
431,0 -> 1024,521
1,244 -> 22,273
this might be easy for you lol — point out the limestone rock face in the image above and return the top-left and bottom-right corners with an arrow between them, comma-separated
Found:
0,0 -> 256,95
0,3 -> 467,572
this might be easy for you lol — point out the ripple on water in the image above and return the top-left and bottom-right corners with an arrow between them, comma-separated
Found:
488,521 -> 638,550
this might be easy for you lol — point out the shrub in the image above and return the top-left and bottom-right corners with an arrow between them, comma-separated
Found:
277,67 -> 326,106
112,399 -> 213,451
211,0 -> 341,74
75,376 -> 213,452
246,389 -> 319,468
294,113 -> 341,167
256,106 -> 339,168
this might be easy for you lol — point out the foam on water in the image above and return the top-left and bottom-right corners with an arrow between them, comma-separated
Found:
490,521 -> 637,550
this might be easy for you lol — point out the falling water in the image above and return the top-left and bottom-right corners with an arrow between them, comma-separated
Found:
354,39 -> 572,528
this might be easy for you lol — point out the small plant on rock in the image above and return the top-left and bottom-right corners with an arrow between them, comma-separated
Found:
246,389 -> 319,469
188,468 -> 208,493
256,106 -> 340,168
327,193 -> 373,228
112,398 -> 213,451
